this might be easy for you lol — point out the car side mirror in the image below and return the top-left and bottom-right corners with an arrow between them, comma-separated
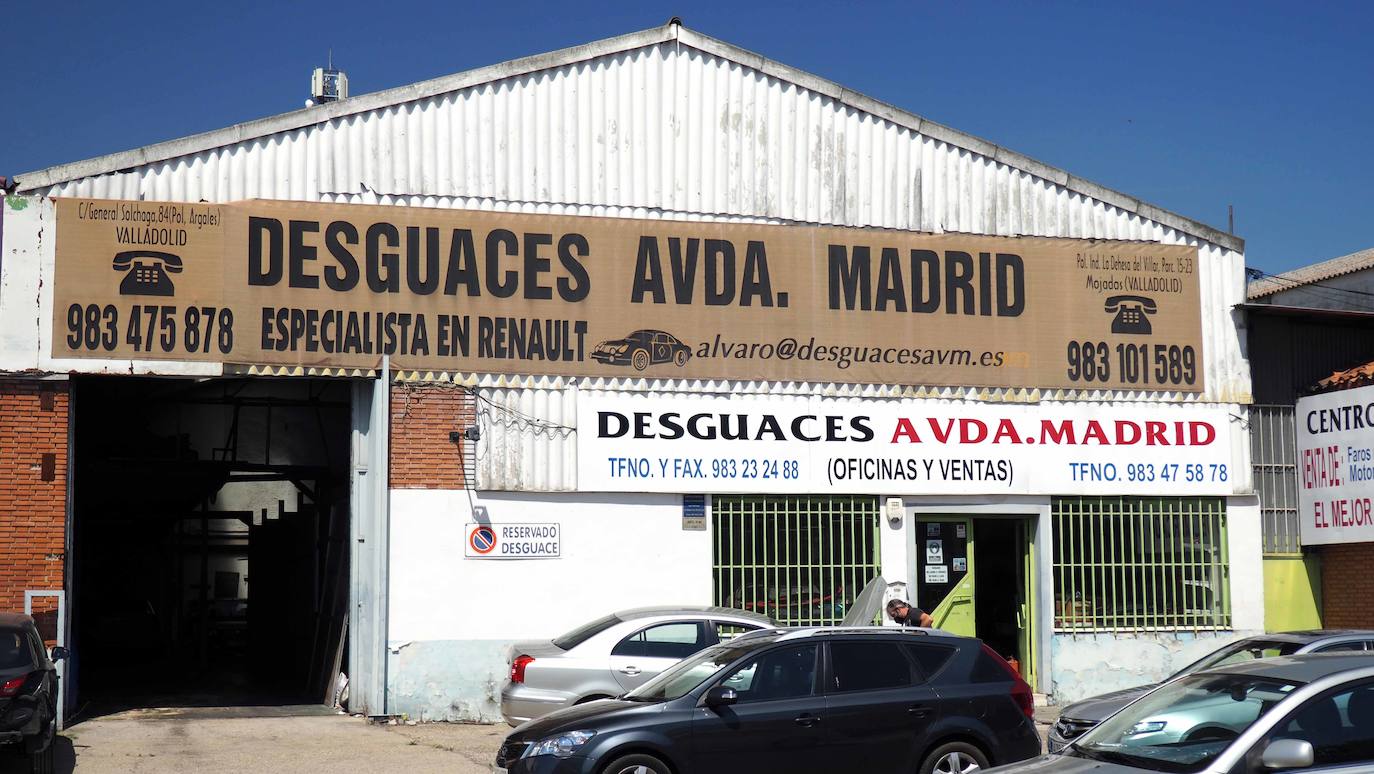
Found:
704,686 -> 738,708
49,646 -> 68,662
1260,739 -> 1314,769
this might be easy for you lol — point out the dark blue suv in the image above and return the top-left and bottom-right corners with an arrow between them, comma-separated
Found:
495,627 -> 1040,774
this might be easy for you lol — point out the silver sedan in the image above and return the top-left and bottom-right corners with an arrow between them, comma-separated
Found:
988,653 -> 1374,773
500,606 -> 773,727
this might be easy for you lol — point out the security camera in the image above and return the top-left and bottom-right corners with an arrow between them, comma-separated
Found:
885,498 -> 904,527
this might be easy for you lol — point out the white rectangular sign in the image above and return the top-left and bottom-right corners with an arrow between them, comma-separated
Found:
465,523 -> 561,559
926,540 -> 945,563
1296,386 -> 1374,546
577,395 -> 1234,495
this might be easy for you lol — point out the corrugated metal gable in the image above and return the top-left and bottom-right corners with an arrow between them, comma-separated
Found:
8,26 -> 1251,493
29,36 -> 1232,247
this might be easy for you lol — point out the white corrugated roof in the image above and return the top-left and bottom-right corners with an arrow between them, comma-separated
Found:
1248,247 -> 1374,299
13,22 -> 1241,253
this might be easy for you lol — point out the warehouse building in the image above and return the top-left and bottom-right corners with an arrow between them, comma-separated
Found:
1246,249 -> 1374,630
0,21 -> 1257,722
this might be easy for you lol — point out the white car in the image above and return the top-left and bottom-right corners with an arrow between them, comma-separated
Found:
500,606 -> 773,726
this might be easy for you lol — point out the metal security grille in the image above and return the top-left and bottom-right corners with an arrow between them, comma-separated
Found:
1053,497 -> 1231,633
713,496 -> 881,627
1251,405 -> 1301,555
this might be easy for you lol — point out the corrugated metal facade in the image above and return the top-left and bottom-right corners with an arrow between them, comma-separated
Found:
17,28 -> 1250,491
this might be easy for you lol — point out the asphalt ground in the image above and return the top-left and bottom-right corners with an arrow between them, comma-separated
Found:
0,705 -> 1058,773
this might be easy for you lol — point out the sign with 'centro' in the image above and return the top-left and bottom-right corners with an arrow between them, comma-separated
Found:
1296,385 -> 1374,546
465,523 -> 561,559
577,395 -> 1234,495
53,198 -> 1203,392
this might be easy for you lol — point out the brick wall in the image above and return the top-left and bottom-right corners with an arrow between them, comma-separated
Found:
0,379 -> 68,632
390,385 -> 475,488
1321,543 -> 1374,627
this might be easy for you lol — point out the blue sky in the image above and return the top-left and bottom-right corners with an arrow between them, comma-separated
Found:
4,0 -> 1369,274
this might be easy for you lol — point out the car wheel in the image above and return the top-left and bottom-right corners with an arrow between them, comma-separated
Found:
631,349 -> 650,371
601,752 -> 670,774
920,741 -> 989,774
673,349 -> 688,367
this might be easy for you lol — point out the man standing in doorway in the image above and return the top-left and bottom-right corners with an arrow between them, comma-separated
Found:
886,599 -> 933,628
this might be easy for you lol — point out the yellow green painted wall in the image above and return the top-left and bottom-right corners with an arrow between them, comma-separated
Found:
1263,555 -> 1322,632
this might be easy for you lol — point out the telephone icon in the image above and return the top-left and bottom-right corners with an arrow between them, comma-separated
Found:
1104,295 -> 1156,335
113,250 -> 182,297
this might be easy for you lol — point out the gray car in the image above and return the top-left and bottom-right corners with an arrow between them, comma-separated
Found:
1048,629 -> 1374,752
990,653 -> 1374,773
500,606 -> 773,726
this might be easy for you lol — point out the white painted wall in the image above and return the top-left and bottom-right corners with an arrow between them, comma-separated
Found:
386,488 -> 715,721
388,489 -> 711,644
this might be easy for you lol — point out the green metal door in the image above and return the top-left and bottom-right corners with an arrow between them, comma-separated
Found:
915,518 -> 975,637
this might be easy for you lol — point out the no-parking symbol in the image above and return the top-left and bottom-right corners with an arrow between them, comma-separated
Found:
468,525 -> 497,555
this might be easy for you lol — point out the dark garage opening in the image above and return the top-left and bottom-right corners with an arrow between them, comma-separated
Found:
70,376 -> 352,715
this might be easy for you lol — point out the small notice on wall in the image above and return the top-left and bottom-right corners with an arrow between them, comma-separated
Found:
465,523 -> 561,559
926,540 -> 944,564
952,557 -> 967,572
925,565 -> 949,584
682,494 -> 707,530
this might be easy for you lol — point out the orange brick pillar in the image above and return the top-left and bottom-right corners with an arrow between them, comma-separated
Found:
0,379 -> 69,638
1321,543 -> 1374,627
389,385 -> 476,489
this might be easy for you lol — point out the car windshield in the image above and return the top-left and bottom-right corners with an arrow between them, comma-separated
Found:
1071,673 -> 1301,773
624,635 -> 782,702
552,614 -> 622,650
0,631 -> 32,670
1170,639 -> 1303,679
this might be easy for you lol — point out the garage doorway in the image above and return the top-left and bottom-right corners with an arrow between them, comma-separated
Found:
69,376 -> 353,715
914,516 -> 1038,687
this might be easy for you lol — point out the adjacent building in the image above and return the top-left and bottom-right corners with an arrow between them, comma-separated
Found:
1247,248 -> 1374,630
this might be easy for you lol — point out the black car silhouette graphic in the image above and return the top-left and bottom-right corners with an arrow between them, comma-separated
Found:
592,330 -> 693,371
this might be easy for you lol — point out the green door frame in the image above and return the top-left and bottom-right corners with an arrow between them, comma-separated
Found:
1017,519 -> 1038,689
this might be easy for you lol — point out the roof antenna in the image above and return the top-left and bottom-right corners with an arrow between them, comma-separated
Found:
307,49 -> 348,108
668,16 -> 682,56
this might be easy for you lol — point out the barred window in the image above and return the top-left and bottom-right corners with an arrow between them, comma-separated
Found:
1250,405 -> 1301,555
1053,497 -> 1230,633
713,496 -> 881,627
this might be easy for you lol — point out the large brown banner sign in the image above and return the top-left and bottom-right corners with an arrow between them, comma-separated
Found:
53,198 -> 1205,391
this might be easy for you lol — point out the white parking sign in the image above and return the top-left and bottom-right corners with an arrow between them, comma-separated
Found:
465,523 -> 561,559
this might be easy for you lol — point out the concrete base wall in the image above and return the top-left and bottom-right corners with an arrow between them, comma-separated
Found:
387,639 -> 511,723
1050,630 -> 1259,704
